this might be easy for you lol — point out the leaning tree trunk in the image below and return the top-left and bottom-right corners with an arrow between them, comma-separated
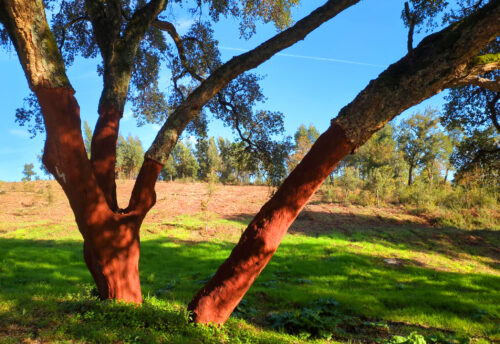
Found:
188,0 -> 500,323
188,125 -> 352,323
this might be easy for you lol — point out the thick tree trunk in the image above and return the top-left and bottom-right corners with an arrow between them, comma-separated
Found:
82,214 -> 143,303
188,124 -> 353,323
35,87 -> 158,304
408,164 -> 414,186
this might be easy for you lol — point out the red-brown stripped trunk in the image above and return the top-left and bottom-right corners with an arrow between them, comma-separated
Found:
35,87 -> 164,303
188,124 -> 353,323
91,104 -> 122,211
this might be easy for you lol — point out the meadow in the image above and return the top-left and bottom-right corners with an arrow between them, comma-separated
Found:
0,180 -> 498,343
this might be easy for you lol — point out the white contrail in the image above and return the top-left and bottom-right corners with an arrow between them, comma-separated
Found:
219,46 -> 385,68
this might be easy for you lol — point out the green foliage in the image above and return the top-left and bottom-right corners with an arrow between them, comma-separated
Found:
116,134 -> 144,179
322,113 -> 498,229
287,124 -> 319,172
267,298 -> 352,340
196,137 -> 221,181
397,108 -> 448,186
388,332 -> 427,344
160,155 -> 177,181
14,92 -> 43,138
387,331 -> 472,344
171,140 -> 199,180
472,53 -> 500,65
442,38 -> 499,186
21,163 -> 36,182
83,120 -> 93,159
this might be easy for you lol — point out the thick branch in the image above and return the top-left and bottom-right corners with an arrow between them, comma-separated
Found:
123,0 -> 168,47
87,0 -> 167,211
0,0 -> 110,222
404,2 -> 416,54
146,0 -> 360,164
451,75 -> 500,92
84,0 -> 122,56
334,0 -> 500,147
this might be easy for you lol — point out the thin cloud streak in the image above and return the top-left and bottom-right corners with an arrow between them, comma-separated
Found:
219,46 -> 385,68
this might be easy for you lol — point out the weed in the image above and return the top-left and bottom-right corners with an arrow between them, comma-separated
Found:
46,183 -> 54,204
267,298 -> 356,340
387,331 -> 471,344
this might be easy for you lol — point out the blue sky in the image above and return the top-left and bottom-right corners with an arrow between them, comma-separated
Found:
0,1 -> 446,181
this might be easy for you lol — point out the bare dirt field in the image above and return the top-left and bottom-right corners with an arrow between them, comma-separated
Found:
0,179 -> 431,235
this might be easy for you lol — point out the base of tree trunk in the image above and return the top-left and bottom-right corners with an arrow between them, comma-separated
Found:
82,216 -> 143,304
83,234 -> 142,304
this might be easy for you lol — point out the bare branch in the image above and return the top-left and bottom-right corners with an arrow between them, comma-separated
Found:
404,2 -> 416,54
216,95 -> 268,156
154,20 -> 204,82
58,15 -> 89,51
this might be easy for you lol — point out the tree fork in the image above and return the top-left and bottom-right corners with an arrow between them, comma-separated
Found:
36,87 -> 144,304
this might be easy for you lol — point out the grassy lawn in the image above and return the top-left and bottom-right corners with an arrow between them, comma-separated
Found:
0,181 -> 499,343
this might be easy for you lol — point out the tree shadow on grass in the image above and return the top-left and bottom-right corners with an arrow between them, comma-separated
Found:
226,208 -> 500,272
0,236 -> 499,342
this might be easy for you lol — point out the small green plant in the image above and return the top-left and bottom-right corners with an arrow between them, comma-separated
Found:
46,183 -> 54,204
267,298 -> 353,340
387,332 -> 471,344
388,332 -> 427,344
201,175 -> 218,231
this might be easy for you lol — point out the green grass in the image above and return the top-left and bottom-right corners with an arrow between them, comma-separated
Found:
0,211 -> 499,343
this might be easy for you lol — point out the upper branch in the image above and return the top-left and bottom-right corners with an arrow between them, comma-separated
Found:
146,0 -> 360,164
123,0 -> 168,47
334,0 -> 500,148
84,0 -> 122,56
404,2 -> 416,54
451,75 -> 500,92
58,16 -> 89,51
216,95 -> 267,155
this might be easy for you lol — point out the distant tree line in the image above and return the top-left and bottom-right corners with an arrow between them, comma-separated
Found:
30,112 -> 497,198
320,106 -> 499,219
